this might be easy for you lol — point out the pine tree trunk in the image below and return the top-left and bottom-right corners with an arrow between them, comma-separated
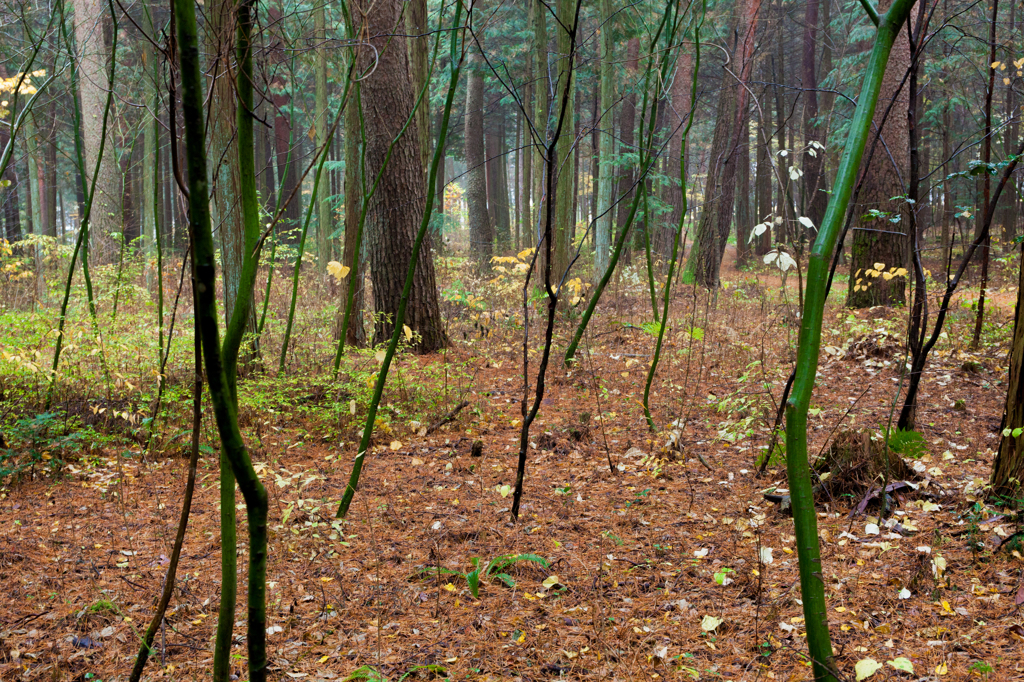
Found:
341,86 -> 366,347
615,38 -> 639,265
846,15 -> 911,308
359,0 -> 446,352
801,0 -> 827,231
735,101 -> 752,266
406,0 -> 431,176
465,31 -> 492,266
551,0 -> 575,281
531,0 -> 548,250
593,0 -> 615,281
72,0 -> 120,262
991,251 -> 1024,498
315,0 -> 332,262
207,0 -> 247,325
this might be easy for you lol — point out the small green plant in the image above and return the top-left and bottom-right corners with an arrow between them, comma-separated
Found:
885,427 -> 928,459
415,553 -> 549,598
968,659 -> 993,677
1,412 -> 85,483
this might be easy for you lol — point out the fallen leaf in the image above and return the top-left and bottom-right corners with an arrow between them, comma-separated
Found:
855,658 -> 883,680
700,615 -> 722,632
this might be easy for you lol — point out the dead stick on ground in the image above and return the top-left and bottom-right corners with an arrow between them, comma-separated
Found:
425,401 -> 470,435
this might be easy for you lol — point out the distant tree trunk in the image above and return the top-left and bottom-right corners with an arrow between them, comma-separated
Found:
801,0 -> 827,231
846,16 -> 911,308
735,101 -> 752,266
359,0 -> 446,352
514,112 -> 521,251
941,103 -> 951,266
999,0 -> 1018,245
314,0 -> 332,261
486,114 -> 511,250
666,51 -> 691,264
615,37 -> 639,264
497,118 -> 512,249
684,0 -> 760,287
530,0 -> 548,249
72,0 -> 120,261
551,0 -> 576,281
593,0 -> 615,281
755,71 -> 772,256
464,29 -> 492,266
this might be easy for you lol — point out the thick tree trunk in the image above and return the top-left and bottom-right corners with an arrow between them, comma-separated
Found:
846,14 -> 911,308
72,0 -> 120,262
684,0 -> 760,287
486,114 -> 511,250
359,0 -> 446,352
465,35 -> 492,266
406,0 -> 431,176
207,0 -> 247,325
999,0 -> 1018,245
991,250 -> 1024,498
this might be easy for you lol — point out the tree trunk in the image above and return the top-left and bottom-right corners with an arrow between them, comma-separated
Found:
685,0 -> 761,287
846,15 -> 911,308
406,0 -> 431,176
615,37 -> 639,264
991,249 -> 1024,499
206,0 -> 248,329
735,101 -> 752,267
486,113 -> 511,250
801,0 -> 827,231
755,68 -> 772,256
998,0 -> 1018,245
551,0 -> 576,281
314,0 -> 332,261
593,0 -> 615,282
341,86 -> 366,347
359,0 -> 446,352
465,30 -> 492,266
72,0 -> 120,262
531,0 -> 548,250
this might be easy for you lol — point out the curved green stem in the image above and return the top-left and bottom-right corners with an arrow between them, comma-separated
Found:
784,3 -> 914,680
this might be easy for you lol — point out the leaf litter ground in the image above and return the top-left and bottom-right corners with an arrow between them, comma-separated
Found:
1,258 -> 1023,682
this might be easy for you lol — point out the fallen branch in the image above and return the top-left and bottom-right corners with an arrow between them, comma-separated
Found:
425,401 -> 470,435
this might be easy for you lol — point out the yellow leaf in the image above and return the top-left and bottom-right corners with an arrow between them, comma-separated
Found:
935,662 -> 948,675
390,440 -> 402,451
443,583 -> 456,592
856,658 -> 883,680
700,615 -> 722,632
541,575 -> 561,590
873,262 -> 885,271
375,349 -> 386,363
403,325 -> 413,341
326,261 -> 350,282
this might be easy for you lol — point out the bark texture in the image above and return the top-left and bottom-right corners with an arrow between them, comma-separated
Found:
72,0 -> 121,261
846,16 -> 911,308
359,0 -> 446,352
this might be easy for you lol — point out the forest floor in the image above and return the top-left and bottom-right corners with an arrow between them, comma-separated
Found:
1,247 -> 1023,682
